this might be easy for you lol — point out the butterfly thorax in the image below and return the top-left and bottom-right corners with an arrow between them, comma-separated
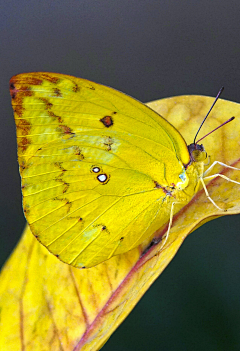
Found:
180,143 -> 207,199
163,143 -> 207,206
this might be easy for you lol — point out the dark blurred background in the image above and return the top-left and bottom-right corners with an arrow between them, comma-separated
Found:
1,1 -> 240,350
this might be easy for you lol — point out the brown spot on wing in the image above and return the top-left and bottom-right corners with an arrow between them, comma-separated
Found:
73,146 -> 85,159
39,97 -> 53,109
23,205 -> 30,216
38,97 -> 64,124
57,125 -> 74,135
20,161 -> 26,171
54,162 -> 67,179
53,88 -> 62,97
48,111 -> 63,124
100,116 -> 114,128
94,223 -> 110,234
72,84 -> 80,93
54,162 -> 67,172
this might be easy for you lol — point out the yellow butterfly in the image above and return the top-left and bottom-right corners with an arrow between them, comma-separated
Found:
10,73 -> 239,268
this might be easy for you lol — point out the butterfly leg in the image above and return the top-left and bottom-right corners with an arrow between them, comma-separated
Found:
203,173 -> 240,186
199,177 -> 223,210
203,161 -> 240,176
204,155 -> 211,167
161,201 -> 178,250
201,161 -> 240,211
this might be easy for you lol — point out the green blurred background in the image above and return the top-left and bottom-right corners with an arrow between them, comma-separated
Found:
1,1 -> 240,350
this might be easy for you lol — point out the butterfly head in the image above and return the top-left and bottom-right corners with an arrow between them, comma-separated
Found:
187,143 -> 207,163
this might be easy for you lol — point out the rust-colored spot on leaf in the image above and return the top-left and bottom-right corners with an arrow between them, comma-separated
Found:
100,116 -> 114,128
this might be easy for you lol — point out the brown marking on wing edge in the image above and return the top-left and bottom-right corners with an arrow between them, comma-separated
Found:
38,73 -> 59,84
9,83 -> 33,117
20,161 -> 26,171
72,83 -> 80,92
18,136 -> 31,152
16,119 -> 31,136
100,116 -> 114,128
23,205 -> 30,216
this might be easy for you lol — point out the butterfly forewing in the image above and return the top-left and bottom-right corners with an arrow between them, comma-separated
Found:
10,72 -> 191,267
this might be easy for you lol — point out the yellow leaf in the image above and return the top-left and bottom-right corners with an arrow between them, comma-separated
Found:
1,95 -> 240,350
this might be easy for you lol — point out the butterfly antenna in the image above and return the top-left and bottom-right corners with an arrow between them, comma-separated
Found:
193,86 -> 224,144
196,116 -> 235,144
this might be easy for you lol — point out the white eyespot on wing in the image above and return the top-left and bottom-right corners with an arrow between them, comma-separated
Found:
97,174 -> 108,183
92,166 -> 100,173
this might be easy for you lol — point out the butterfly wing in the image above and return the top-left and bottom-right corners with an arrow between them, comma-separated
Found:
10,72 -> 190,267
